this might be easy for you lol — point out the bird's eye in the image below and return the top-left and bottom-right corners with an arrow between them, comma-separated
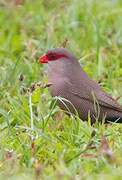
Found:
47,52 -> 57,60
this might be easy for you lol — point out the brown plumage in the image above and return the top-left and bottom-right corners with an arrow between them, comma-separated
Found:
39,48 -> 122,123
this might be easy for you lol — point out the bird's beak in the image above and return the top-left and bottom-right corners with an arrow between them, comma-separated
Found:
39,54 -> 48,64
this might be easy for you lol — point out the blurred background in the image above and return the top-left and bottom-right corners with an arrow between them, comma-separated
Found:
0,0 -> 122,179
0,0 -> 122,87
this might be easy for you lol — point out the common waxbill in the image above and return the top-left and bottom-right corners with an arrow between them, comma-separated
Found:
39,48 -> 122,123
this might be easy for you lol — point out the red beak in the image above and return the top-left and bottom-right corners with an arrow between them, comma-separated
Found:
39,54 -> 48,64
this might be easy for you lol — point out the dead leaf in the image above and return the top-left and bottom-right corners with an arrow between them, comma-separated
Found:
99,135 -> 115,163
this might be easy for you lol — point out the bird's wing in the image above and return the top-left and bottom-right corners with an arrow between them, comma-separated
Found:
67,80 -> 122,113
94,91 -> 122,112
71,90 -> 122,113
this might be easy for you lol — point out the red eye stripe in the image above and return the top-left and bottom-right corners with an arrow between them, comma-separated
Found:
47,52 -> 68,61
39,52 -> 68,64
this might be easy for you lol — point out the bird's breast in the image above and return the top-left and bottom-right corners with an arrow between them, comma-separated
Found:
48,76 -> 70,98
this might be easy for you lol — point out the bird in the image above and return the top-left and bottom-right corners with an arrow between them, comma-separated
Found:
39,48 -> 122,123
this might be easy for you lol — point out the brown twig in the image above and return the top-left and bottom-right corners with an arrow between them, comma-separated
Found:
60,38 -> 69,48
21,82 -> 52,94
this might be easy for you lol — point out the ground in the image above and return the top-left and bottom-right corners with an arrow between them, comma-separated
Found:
0,0 -> 122,179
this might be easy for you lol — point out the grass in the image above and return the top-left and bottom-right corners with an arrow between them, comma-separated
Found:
0,0 -> 122,179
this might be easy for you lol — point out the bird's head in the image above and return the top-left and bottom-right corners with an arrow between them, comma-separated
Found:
39,48 -> 76,64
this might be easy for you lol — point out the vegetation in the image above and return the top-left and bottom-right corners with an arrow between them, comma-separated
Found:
0,0 -> 122,179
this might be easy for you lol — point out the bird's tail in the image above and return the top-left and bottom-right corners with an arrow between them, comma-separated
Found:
106,116 -> 122,123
